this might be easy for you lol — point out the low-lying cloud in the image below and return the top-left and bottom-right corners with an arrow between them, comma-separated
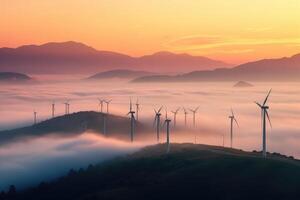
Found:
0,132 -> 145,191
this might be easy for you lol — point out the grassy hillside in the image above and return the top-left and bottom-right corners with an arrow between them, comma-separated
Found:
3,143 -> 300,200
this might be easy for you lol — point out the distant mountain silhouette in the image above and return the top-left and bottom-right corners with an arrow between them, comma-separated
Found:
132,54 -> 300,82
233,81 -> 253,87
0,72 -> 31,82
0,41 -> 230,74
87,69 -> 155,80
0,111 -> 150,145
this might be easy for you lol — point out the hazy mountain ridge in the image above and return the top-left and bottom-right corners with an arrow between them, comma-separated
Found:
132,53 -> 300,82
0,41 -> 230,74
87,69 -> 155,80
0,111 -> 149,145
0,72 -> 32,82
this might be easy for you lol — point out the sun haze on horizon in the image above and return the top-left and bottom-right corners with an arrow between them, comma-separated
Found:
1,0 -> 300,64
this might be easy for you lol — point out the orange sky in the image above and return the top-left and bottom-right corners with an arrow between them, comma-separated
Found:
1,0 -> 300,64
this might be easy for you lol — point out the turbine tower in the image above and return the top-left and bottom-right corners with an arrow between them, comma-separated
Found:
33,111 -> 37,125
104,99 -> 112,114
255,89 -> 272,158
127,99 -> 136,142
153,106 -> 163,143
163,111 -> 172,154
102,113 -> 107,136
51,101 -> 55,118
189,106 -> 200,128
183,108 -> 188,127
229,109 -> 239,148
135,98 -> 140,121
171,107 -> 180,128
64,101 -> 70,115
98,98 -> 105,113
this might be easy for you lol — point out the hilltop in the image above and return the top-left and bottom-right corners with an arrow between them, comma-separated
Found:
0,111 -> 150,145
4,143 -> 300,200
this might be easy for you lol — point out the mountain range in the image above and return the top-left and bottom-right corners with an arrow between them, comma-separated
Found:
0,41 -> 229,74
132,53 -> 300,82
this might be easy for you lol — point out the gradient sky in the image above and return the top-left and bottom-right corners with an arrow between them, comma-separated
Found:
1,0 -> 300,64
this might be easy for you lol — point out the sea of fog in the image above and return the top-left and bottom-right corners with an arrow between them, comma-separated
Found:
1,75 -> 300,190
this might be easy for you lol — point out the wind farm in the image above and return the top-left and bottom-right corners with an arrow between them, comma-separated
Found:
1,0 -> 300,199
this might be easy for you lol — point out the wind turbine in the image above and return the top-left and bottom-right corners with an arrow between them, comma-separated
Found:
98,98 -> 105,113
135,98 -> 140,121
104,99 -> 112,114
64,101 -> 70,115
102,113 -> 107,136
33,111 -> 37,125
67,102 -> 70,114
127,99 -> 136,142
255,89 -> 272,158
171,107 -> 180,128
183,108 -> 189,127
189,106 -> 200,128
51,101 -> 55,118
153,106 -> 163,143
229,109 -> 239,148
163,111 -> 172,153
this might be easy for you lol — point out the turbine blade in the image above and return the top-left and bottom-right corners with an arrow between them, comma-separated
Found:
265,110 -> 272,128
130,98 -> 132,111
263,89 -> 272,106
234,118 -> 239,127
158,106 -> 163,113
255,102 -> 263,108
195,106 -> 200,112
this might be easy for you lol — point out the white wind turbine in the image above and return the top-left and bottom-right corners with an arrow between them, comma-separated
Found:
104,99 -> 112,114
51,101 -> 55,118
171,107 -> 180,128
98,98 -> 105,113
163,110 -> 172,154
33,111 -> 37,125
102,113 -> 107,136
255,89 -> 272,158
183,107 -> 189,127
127,99 -> 136,142
153,106 -> 163,143
135,98 -> 140,121
229,109 -> 239,148
64,100 -> 70,115
189,106 -> 200,128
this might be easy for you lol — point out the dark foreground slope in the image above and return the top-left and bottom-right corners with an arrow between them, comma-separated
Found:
5,143 -> 300,200
0,111 -> 149,145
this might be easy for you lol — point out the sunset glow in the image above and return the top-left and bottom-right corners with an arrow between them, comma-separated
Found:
2,0 -> 300,64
